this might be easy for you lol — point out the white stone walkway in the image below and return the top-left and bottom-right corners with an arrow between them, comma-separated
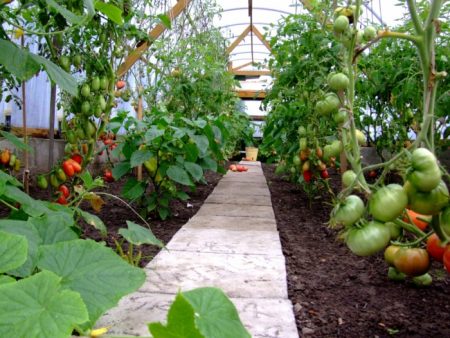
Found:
97,161 -> 299,338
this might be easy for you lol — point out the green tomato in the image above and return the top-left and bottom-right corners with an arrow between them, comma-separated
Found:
342,170 -> 357,188
406,180 -> 449,215
81,101 -> 91,114
328,73 -> 349,91
91,76 -> 100,91
36,175 -> 48,189
322,93 -> 341,115
441,207 -> 450,236
333,15 -> 350,33
98,95 -> 107,110
385,221 -> 402,240
345,220 -> 391,256
80,84 -> 91,97
66,130 -> 77,144
298,126 -> 306,136
333,109 -> 348,124
332,195 -> 365,227
100,77 -> 109,90
384,245 -> 401,266
72,54 -> 82,68
369,184 -> 408,222
355,129 -> 366,145
299,137 -> 308,151
59,56 -> 71,72
330,140 -> 343,157
293,155 -> 301,166
407,148 -> 441,192
363,26 -> 377,41
315,100 -> 327,115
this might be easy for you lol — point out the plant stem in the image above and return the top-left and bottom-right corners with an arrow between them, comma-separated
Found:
406,0 -> 424,34
0,199 -> 19,211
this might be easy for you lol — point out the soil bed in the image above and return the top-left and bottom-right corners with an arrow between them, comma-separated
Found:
262,163 -> 450,338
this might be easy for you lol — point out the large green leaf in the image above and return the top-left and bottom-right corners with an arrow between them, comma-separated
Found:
37,239 -> 146,328
184,162 -> 203,182
183,287 -> 251,338
0,170 -> 22,187
119,221 -> 163,248
167,165 -> 193,186
0,231 -> 27,274
121,177 -> 146,201
0,39 -> 40,80
30,213 -> 78,245
199,157 -> 217,172
0,275 -> 15,285
0,270 -> 88,338
149,293 -> 205,338
191,135 -> 209,156
4,185 -> 47,217
30,54 -> 78,96
0,131 -> 33,153
112,161 -> 131,180
0,220 -> 41,278
95,1 -> 124,25
130,149 -> 152,168
145,126 -> 165,143
46,0 -> 86,24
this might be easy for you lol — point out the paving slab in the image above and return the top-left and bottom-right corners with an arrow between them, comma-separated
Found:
220,174 -> 268,183
197,203 -> 275,218
96,293 -> 298,338
215,179 -> 268,190
166,228 -> 282,255
211,184 -> 270,196
140,250 -> 288,299
205,193 -> 272,206
184,215 -> 278,231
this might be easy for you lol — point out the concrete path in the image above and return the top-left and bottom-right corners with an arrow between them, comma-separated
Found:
96,161 -> 299,338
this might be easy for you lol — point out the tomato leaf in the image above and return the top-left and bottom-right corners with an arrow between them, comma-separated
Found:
112,161 -> 130,180
0,130 -> 33,153
94,1 -> 123,25
167,165 -> 193,186
0,39 -> 40,81
45,0 -> 86,24
121,178 -> 146,201
130,149 -> 152,168
118,221 -> 163,247
184,162 -> 203,182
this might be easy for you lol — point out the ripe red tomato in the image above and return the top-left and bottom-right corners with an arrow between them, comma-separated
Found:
71,154 -> 83,164
394,247 -> 430,277
368,170 -> 377,178
116,80 -> 126,89
62,160 -> 75,177
67,159 -> 82,173
403,209 -> 431,231
320,169 -> 329,179
303,170 -> 313,182
56,194 -> 68,205
443,247 -> 450,273
103,169 -> 114,182
58,184 -> 70,198
426,233 -> 447,262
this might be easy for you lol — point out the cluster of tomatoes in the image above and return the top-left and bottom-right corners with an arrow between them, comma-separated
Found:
99,132 -> 117,155
36,154 -> 83,205
295,144 -> 330,183
0,148 -> 21,172
229,164 -> 248,172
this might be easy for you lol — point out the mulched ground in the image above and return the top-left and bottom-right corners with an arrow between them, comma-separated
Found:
262,163 -> 450,338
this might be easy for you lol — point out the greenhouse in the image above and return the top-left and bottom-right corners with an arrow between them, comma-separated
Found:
0,0 -> 449,337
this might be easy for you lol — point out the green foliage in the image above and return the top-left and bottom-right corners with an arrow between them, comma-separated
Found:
149,287 -> 251,338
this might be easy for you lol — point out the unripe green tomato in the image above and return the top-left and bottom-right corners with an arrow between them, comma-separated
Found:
100,77 -> 109,90
80,84 -> 90,97
363,26 -> 377,41
98,95 -> 107,110
328,73 -> 349,91
91,76 -> 100,91
81,101 -> 91,114
342,170 -> 357,188
333,15 -> 350,33
333,109 -> 348,124
72,54 -> 82,68
60,56 -> 71,72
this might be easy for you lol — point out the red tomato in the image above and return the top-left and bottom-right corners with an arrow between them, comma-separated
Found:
320,169 -> 329,179
403,209 -> 431,231
303,170 -> 313,182
116,80 -> 126,89
56,194 -> 68,205
58,184 -> 70,198
426,233 -> 447,262
67,159 -> 82,173
62,160 -> 75,177
71,154 -> 83,164
229,164 -> 237,172
368,170 -> 377,178
103,139 -> 113,146
444,247 -> 450,273
103,169 -> 114,182
394,247 -> 430,277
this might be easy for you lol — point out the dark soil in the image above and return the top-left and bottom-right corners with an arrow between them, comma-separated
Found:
262,163 -> 450,338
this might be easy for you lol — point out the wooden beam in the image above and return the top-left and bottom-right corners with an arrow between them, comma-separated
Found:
235,89 -> 266,99
117,0 -> 192,78
251,25 -> 272,52
232,70 -> 271,76
249,114 -> 266,121
226,25 -> 251,55
233,61 -> 253,71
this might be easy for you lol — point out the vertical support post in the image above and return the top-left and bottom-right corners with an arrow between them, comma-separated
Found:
137,90 -> 143,181
21,35 -> 30,193
48,84 -> 56,171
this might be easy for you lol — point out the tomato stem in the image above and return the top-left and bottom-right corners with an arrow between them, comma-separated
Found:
431,214 -> 450,246
393,218 -> 426,238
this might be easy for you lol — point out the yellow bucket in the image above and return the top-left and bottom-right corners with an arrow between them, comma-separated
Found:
245,147 -> 259,161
